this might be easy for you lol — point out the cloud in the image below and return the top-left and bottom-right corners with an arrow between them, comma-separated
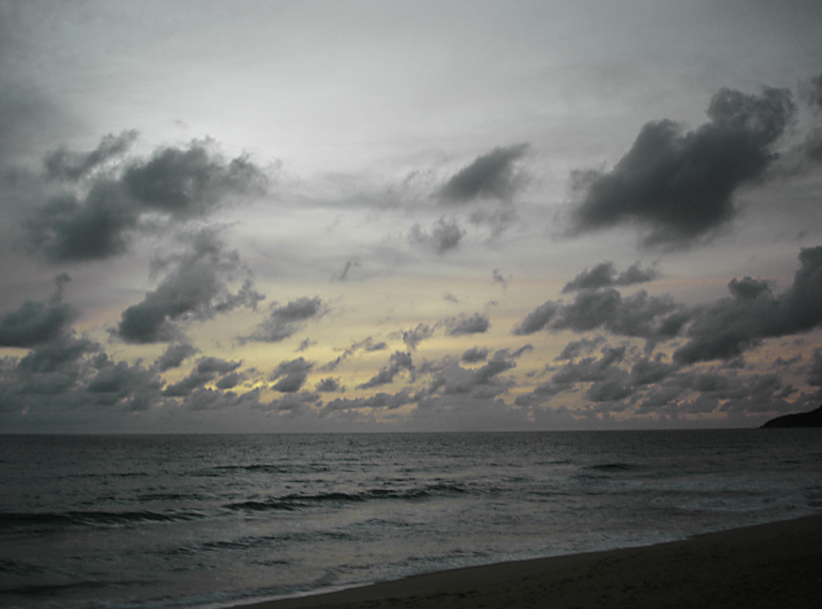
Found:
424,350 -> 518,398
358,351 -> 414,389
320,336 -> 387,372
410,217 -> 465,254
515,245 -> 822,366
322,389 -> 414,415
122,140 -> 266,218
116,229 -> 263,343
512,302 -> 558,336
514,287 -> 686,352
401,323 -> 435,350
24,135 -> 268,263
270,357 -> 314,393
246,297 -> 326,343
445,312 -> 490,336
492,268 -> 508,290
0,276 -> 78,347
673,245 -> 822,363
461,347 -> 489,363
45,130 -> 138,181
808,349 -> 822,387
315,377 -> 344,392
555,335 -> 607,360
562,262 -> 659,293
154,342 -> 198,372
440,144 -> 529,203
163,356 -> 242,397
87,358 -> 163,409
568,86 -> 796,247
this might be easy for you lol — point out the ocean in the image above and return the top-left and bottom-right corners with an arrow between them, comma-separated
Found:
2,430 -> 821,609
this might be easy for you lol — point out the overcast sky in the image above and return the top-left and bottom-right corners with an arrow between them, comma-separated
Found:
2,0 -> 822,432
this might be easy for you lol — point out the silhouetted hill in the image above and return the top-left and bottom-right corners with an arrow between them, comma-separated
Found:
761,404 -> 822,428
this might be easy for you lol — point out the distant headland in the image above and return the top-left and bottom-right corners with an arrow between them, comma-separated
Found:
761,404 -> 822,428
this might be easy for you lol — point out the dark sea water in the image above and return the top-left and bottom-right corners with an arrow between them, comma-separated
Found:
1,430 -> 821,609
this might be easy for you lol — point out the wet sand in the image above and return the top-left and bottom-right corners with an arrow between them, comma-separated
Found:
237,512 -> 822,609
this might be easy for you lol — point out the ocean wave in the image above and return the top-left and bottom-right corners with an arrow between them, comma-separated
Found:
0,508 -> 204,532
224,483 -> 468,513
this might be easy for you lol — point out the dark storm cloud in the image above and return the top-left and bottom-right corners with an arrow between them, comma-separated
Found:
409,217 -> 465,254
568,86 -> 796,247
45,130 -> 138,181
461,347 -> 489,363
154,342 -> 198,372
439,144 -> 529,203
246,297 -> 326,343
270,357 -> 314,393
25,135 -> 268,263
358,351 -> 414,389
562,262 -> 659,293
445,312 -> 490,336
673,245 -> 822,363
117,230 -> 263,343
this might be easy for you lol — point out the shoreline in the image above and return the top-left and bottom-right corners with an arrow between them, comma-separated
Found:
234,512 -> 822,609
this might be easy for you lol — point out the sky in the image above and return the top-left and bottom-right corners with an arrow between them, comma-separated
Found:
2,0 -> 822,433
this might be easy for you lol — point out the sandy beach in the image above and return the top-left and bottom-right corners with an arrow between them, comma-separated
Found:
238,512 -> 822,609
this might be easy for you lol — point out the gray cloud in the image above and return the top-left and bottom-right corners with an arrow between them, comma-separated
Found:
673,245 -> 822,363
358,351 -> 414,389
247,297 -> 326,343
555,336 -> 607,360
322,389 -> 414,415
461,347 -> 489,363
401,323 -> 435,350
315,377 -> 344,392
270,357 -> 314,393
122,140 -> 266,218
516,245 -> 822,366
320,336 -> 387,372
492,268 -> 507,290
515,288 -> 686,352
512,301 -> 558,336
439,144 -> 529,203
45,130 -> 138,182
154,342 -> 198,372
808,349 -> 822,387
562,262 -> 659,293
568,86 -> 796,247
116,229 -> 263,343
410,217 -> 465,254
25,135 -> 268,263
87,358 -> 163,409
163,356 -> 241,397
0,276 -> 78,347
445,312 -> 490,336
